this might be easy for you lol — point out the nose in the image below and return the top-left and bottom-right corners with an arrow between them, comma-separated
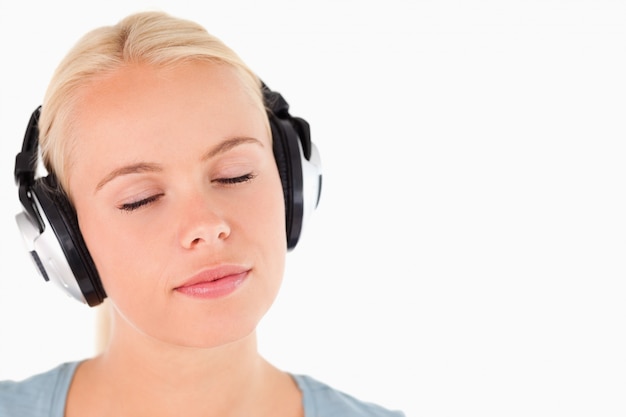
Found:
177,193 -> 231,249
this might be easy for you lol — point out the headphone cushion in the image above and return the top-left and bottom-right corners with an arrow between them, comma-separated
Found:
269,113 -> 305,249
32,176 -> 105,305
270,115 -> 292,216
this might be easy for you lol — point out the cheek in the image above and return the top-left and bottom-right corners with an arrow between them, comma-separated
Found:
233,173 -> 287,290
246,174 -> 287,250
77,208 -> 164,298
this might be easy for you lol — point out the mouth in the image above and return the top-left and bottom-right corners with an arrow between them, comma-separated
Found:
174,266 -> 250,299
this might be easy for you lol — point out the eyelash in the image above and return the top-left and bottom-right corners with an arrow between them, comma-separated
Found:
214,172 -> 256,185
119,194 -> 163,212
118,173 -> 256,212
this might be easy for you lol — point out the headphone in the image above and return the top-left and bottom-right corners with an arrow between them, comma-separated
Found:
14,83 -> 322,307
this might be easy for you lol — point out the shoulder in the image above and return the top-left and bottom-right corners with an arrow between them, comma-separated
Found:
0,361 -> 79,417
292,374 -> 405,417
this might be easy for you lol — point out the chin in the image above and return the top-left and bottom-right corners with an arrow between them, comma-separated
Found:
166,319 -> 260,349
156,303 -> 270,349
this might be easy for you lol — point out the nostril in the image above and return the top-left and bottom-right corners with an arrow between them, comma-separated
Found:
180,215 -> 231,249
216,224 -> 231,242
176,194 -> 232,248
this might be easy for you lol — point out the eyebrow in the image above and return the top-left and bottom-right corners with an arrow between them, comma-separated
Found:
95,162 -> 162,193
200,136 -> 262,161
94,136 -> 263,193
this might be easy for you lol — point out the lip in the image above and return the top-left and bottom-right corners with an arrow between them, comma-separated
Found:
174,265 -> 250,299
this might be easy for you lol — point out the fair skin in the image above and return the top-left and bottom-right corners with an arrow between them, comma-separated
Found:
62,61 -> 302,417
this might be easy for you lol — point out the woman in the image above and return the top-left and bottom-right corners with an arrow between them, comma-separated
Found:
1,11 -> 404,416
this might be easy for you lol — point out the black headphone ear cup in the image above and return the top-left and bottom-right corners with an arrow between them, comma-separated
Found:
270,113 -> 304,250
262,83 -> 322,249
30,176 -> 105,306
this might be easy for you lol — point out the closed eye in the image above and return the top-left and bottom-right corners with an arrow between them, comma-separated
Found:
119,194 -> 163,212
213,173 -> 256,185
117,173 -> 255,212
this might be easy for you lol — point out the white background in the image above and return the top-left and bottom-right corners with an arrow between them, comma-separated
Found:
1,1 -> 625,416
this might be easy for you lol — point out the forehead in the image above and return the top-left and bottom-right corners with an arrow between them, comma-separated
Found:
78,61 -> 261,115
64,62 -> 269,190
71,60 -> 266,142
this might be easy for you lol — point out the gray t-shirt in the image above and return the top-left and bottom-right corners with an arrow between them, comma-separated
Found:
0,362 -> 405,416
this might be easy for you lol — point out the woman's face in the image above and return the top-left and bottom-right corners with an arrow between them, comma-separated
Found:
67,62 -> 286,347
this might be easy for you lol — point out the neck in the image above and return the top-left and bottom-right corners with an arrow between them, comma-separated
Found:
103,315 -> 263,382
76,308 -> 294,417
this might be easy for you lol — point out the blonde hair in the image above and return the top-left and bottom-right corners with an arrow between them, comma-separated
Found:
38,11 -> 265,193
